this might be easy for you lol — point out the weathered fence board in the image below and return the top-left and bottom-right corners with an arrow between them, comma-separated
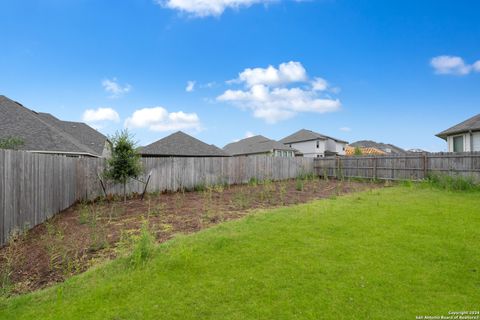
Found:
315,152 -> 480,181
0,150 -> 314,246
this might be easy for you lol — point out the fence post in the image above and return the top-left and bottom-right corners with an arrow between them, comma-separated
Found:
373,157 -> 377,180
423,154 -> 428,180
336,156 -> 339,179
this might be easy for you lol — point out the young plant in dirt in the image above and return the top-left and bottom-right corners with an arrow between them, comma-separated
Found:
87,206 -> 108,252
259,179 -> 274,203
231,188 -> 251,210
173,192 -> 185,215
278,181 -> 288,205
42,221 -> 67,272
0,233 -> 23,296
295,178 -> 304,191
118,220 -> 156,268
103,130 -> 143,203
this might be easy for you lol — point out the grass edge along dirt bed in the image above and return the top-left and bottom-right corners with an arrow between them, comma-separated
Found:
1,185 -> 479,319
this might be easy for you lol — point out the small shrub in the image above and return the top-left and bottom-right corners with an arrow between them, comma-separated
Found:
43,222 -> 65,271
212,184 -> 224,193
87,207 -> 108,252
0,233 -> 22,297
129,221 -> 156,267
425,173 -> 479,191
248,177 -> 259,186
231,189 -> 250,209
259,179 -> 274,202
78,205 -> 89,225
295,178 -> 304,191
278,181 -> 287,205
322,168 -> 329,182
194,183 -> 207,192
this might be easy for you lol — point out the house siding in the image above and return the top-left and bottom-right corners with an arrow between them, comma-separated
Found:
473,132 -> 480,151
289,140 -> 326,158
446,132 -> 480,152
288,139 -> 346,157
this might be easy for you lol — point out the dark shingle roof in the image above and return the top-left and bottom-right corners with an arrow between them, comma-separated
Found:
223,135 -> 296,156
349,140 -> 406,154
36,112 -> 108,155
0,95 -> 103,156
436,113 -> 480,140
140,131 -> 228,157
279,129 -> 348,144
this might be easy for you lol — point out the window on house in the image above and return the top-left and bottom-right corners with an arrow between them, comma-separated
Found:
316,140 -> 319,148
453,136 -> 464,152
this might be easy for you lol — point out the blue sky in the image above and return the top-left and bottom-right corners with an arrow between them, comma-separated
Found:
1,0 -> 479,151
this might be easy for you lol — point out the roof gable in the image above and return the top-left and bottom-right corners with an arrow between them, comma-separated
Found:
280,129 -> 348,144
436,113 -> 480,139
223,135 -> 296,156
0,95 -> 100,156
36,112 -> 108,155
140,131 -> 228,157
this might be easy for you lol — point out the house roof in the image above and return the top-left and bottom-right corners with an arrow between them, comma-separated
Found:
279,129 -> 348,144
349,140 -> 406,154
345,146 -> 387,156
0,95 -> 105,157
140,131 -> 228,157
36,113 -> 108,155
223,135 -> 296,156
436,113 -> 480,140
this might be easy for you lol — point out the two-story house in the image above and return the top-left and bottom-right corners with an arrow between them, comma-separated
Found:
279,129 -> 348,158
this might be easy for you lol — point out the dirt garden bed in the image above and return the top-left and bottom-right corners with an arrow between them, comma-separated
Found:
0,178 -> 382,295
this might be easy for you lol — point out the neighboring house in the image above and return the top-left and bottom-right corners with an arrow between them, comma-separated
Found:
0,95 -> 109,157
140,131 -> 228,157
224,135 -> 297,157
345,146 -> 386,156
349,140 -> 406,155
436,113 -> 480,152
279,129 -> 348,158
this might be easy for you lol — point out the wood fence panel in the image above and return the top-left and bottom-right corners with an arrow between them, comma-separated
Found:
315,152 -> 480,182
11,151 -> 479,247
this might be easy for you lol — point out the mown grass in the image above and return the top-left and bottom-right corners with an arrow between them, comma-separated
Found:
1,185 -> 479,319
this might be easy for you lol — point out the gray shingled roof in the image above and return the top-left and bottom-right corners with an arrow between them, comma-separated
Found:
436,113 -> 480,140
140,131 -> 228,157
36,112 -> 108,155
349,140 -> 406,154
0,95 -> 103,156
223,135 -> 296,156
279,129 -> 348,144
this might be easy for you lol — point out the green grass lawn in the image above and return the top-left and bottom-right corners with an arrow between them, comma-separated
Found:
1,185 -> 479,319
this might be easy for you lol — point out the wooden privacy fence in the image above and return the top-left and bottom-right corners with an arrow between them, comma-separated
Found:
314,152 -> 480,181
0,149 -> 314,245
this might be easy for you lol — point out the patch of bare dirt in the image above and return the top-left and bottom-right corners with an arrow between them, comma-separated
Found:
0,178 -> 382,295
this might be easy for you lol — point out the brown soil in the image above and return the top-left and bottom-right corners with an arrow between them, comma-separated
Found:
0,178 -> 381,295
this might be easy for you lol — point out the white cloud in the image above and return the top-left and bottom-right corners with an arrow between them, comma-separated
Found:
186,80 -> 196,92
339,127 -> 351,132
311,77 -> 328,91
82,108 -> 120,123
430,56 -> 472,75
125,106 -> 201,132
102,78 -> 132,97
218,61 -> 341,123
158,0 -> 274,17
232,61 -> 307,88
473,60 -> 480,72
